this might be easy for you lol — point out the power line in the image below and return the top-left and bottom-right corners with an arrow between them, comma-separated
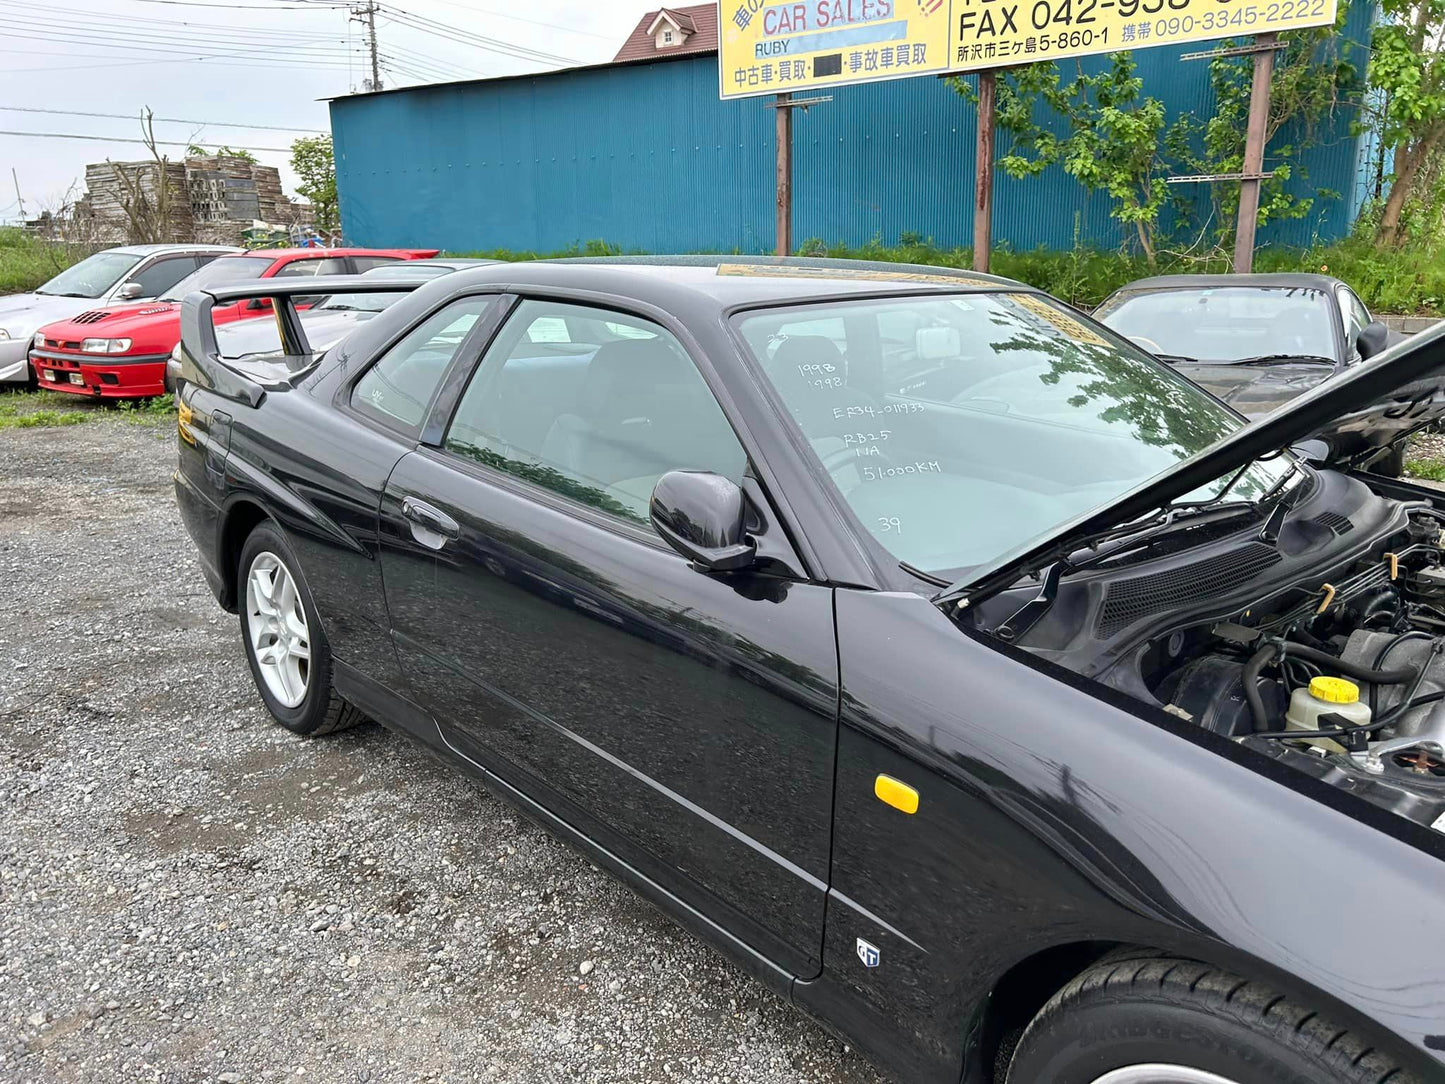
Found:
424,0 -> 616,42
0,106 -> 324,134
381,5 -> 578,65
0,129 -> 293,153
0,44 -> 359,72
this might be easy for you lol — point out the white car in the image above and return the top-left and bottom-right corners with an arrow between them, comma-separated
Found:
0,243 -> 241,384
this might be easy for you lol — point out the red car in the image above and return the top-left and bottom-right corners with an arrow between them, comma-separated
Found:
30,247 -> 439,398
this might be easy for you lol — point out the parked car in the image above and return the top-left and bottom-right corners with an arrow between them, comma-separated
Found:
29,246 -> 439,398
208,258 -> 496,363
173,256 -> 1445,1084
0,243 -> 239,386
1094,273 -> 1413,472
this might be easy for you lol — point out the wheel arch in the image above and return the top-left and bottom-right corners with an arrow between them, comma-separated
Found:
965,935 -> 1435,1083
215,498 -> 272,612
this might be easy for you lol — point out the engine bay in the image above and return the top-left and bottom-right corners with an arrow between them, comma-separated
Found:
977,468 -> 1445,832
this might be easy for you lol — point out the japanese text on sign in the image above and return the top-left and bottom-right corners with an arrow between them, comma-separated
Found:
719,0 -> 953,98
718,0 -> 1337,97
950,0 -> 1336,70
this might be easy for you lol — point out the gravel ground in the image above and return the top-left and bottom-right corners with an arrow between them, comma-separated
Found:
0,407 -> 887,1084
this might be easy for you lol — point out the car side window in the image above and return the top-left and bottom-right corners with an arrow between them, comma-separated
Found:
351,296 -> 494,433
274,257 -> 350,278
351,256 -> 402,272
442,299 -> 747,528
127,255 -> 199,298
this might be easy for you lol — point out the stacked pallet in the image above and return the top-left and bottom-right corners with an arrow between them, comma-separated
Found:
83,160 -> 194,243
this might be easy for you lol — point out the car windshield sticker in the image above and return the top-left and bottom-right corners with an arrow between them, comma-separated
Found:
1008,293 -> 1110,347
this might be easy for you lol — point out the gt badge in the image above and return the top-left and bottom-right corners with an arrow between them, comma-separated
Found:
856,938 -> 880,968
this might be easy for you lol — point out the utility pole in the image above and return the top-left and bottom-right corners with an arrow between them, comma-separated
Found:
768,94 -> 829,257
1232,32 -> 1277,274
10,167 -> 24,221
352,2 -> 382,92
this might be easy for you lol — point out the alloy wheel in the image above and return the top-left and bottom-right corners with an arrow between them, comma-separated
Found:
245,550 -> 311,708
1088,1069 -> 1243,1084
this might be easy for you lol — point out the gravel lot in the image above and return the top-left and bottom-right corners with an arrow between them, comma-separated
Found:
0,402 -> 886,1084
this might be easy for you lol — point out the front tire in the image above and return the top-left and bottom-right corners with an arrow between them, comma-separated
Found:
237,521 -> 364,737
1006,953 -> 1417,1084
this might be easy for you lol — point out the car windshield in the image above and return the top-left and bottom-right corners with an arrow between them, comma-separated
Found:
36,251 -> 143,298
735,292 -> 1292,577
1094,286 -> 1337,363
314,263 -> 454,312
160,256 -> 275,301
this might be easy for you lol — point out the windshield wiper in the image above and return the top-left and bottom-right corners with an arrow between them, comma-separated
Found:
41,291 -> 92,298
1154,353 -> 1199,364
1230,353 -> 1336,366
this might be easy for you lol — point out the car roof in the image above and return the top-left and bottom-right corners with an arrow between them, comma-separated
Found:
436,255 -> 1033,310
1109,272 -> 1345,293
110,243 -> 241,256
239,247 -> 422,259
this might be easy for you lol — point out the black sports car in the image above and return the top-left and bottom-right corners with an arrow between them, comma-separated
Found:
173,257 -> 1445,1084
1095,273 -> 1422,474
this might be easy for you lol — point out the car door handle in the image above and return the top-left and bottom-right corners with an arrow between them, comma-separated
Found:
402,497 -> 460,541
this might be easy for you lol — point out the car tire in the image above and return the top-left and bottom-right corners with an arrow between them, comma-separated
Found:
1006,952 -> 1416,1084
236,521 -> 366,738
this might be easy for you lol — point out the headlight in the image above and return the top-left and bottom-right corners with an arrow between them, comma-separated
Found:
33,332 -> 44,349
80,338 -> 133,354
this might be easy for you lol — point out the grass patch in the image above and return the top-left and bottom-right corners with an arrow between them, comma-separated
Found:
444,233 -> 1445,315
0,227 -> 89,295
0,386 -> 174,430
1405,457 -> 1445,483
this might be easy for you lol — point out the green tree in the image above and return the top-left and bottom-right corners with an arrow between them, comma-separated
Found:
290,135 -> 338,234
1369,0 -> 1445,245
954,55 -> 1170,263
1167,20 -> 1358,247
186,144 -> 258,163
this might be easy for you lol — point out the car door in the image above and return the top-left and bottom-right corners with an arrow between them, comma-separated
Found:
376,296 -> 839,978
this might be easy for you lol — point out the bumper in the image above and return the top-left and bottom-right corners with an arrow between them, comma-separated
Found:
30,350 -> 170,398
0,339 -> 30,383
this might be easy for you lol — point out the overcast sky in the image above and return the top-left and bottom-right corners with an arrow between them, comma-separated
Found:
0,0 -> 656,220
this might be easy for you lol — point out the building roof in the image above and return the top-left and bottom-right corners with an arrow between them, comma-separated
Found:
613,3 -> 717,62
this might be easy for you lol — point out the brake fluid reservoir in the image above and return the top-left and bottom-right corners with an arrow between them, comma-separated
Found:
1285,676 -> 1371,753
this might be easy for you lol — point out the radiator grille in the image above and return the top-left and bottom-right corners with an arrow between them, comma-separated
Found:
1097,543 -> 1282,638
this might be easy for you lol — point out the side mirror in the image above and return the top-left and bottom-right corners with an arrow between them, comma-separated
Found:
1356,320 -> 1390,361
117,282 -> 144,300
1288,438 -> 1331,465
650,471 -> 756,572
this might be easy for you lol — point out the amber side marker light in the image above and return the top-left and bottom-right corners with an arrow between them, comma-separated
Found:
874,774 -> 919,814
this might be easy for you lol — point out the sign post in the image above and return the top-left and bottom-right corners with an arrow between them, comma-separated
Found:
972,69 -> 996,273
1233,32 -> 1278,273
776,92 -> 793,256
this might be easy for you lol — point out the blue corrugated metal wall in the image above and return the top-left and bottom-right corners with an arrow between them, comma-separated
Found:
331,4 -> 1374,255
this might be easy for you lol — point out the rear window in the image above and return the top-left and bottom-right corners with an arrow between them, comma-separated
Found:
160,257 -> 274,300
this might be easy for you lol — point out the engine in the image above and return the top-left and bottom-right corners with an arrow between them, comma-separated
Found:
998,469 -> 1445,831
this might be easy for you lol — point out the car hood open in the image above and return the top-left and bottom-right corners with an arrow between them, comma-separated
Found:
939,321 -> 1445,608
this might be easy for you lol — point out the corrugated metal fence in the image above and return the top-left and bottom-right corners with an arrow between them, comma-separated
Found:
331,4 -> 1374,255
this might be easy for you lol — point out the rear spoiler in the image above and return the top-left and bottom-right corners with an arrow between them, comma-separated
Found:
176,274 -> 435,406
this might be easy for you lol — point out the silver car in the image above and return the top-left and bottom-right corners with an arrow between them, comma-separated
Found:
0,243 -> 241,384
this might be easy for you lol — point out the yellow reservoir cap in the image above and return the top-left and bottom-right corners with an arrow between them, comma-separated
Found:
1309,676 -> 1360,704
874,775 -> 919,814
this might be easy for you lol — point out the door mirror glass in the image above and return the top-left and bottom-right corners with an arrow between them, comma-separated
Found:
650,471 -> 755,572
117,282 -> 145,300
1356,320 -> 1390,361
